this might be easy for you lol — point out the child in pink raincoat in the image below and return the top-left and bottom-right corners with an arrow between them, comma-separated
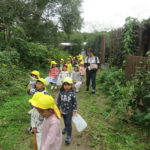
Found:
49,61 -> 60,90
29,92 -> 62,150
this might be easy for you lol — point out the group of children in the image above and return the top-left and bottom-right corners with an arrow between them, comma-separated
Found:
45,56 -> 86,93
27,55 -> 85,150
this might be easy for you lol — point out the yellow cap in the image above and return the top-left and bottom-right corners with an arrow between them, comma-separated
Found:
63,77 -> 73,84
36,78 -> 46,89
51,61 -> 57,65
29,92 -> 61,119
61,58 -> 64,61
80,61 -> 84,65
31,70 -> 40,79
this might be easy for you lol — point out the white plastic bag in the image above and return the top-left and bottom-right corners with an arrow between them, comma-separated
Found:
72,114 -> 87,132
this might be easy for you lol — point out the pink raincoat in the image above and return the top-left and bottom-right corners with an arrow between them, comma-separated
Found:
41,114 -> 62,150
49,67 -> 60,78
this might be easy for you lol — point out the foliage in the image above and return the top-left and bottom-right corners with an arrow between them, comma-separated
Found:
0,95 -> 31,150
79,85 -> 150,150
98,65 -> 150,125
0,0 -> 83,43
130,57 -> 150,125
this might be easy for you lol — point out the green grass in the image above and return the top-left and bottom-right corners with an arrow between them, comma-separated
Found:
78,85 -> 150,150
0,80 -> 150,150
0,93 -> 32,150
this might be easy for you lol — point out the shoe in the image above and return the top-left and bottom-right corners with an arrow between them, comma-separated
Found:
54,86 -> 57,89
92,90 -> 95,96
62,128 -> 67,135
86,87 -> 89,91
65,136 -> 71,144
51,86 -> 54,90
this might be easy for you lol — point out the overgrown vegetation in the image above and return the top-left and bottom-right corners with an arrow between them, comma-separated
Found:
97,64 -> 150,126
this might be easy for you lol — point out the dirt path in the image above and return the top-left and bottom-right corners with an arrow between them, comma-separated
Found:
61,119 -> 90,150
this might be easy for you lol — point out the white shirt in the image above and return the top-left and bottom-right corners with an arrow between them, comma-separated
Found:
84,56 -> 100,64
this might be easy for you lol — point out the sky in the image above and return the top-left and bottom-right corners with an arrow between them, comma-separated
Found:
81,0 -> 150,32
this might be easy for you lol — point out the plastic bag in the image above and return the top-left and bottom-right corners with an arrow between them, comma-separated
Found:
72,114 -> 87,132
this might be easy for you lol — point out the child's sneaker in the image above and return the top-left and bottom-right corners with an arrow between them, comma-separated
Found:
62,128 -> 67,135
51,86 -> 54,90
91,90 -> 95,96
65,136 -> 71,144
54,86 -> 57,89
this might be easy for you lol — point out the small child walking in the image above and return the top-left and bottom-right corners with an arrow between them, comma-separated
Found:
79,61 -> 86,81
29,92 -> 62,150
57,77 -> 77,144
49,61 -> 60,90
59,58 -> 64,71
28,70 -> 40,90
66,59 -> 73,76
72,66 -> 82,93
57,65 -> 70,86
27,78 -> 49,150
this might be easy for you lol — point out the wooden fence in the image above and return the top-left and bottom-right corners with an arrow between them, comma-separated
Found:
125,55 -> 150,80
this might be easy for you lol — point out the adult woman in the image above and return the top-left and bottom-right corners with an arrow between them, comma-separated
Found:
84,50 -> 100,96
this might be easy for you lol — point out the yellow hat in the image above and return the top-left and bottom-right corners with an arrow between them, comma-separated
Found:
29,92 -> 61,119
51,61 -> 57,65
61,58 -> 64,61
63,77 -> 73,84
67,58 -> 71,60
36,78 -> 46,89
31,70 -> 40,79
80,61 -> 84,65
50,61 -> 57,68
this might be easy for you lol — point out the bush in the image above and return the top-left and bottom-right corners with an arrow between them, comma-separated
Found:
98,66 -> 150,125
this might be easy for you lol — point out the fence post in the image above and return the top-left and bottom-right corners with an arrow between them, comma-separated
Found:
100,34 -> 106,64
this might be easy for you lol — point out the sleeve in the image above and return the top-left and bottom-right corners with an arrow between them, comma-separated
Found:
72,93 -> 77,112
41,120 -> 61,150
57,93 -> 61,108
84,57 -> 88,63
27,88 -> 36,95
56,68 -> 60,76
96,57 -> 100,64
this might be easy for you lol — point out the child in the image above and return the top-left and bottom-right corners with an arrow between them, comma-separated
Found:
57,77 -> 77,144
28,70 -> 40,90
27,78 -> 48,150
66,59 -> 72,76
59,58 -> 64,71
27,78 -> 48,95
57,65 -> 70,86
29,92 -> 62,150
49,61 -> 60,89
79,61 -> 86,80
72,66 -> 82,92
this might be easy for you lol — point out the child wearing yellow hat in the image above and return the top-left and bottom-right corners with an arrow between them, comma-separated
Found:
66,59 -> 72,75
59,58 -> 64,71
27,78 -> 48,95
57,77 -> 77,144
48,61 -> 60,90
57,65 -> 70,86
27,70 -> 40,90
29,92 -> 62,150
72,65 -> 82,92
79,61 -> 86,79
27,78 -> 49,150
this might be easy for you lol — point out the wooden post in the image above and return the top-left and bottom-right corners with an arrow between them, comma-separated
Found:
100,34 -> 106,64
